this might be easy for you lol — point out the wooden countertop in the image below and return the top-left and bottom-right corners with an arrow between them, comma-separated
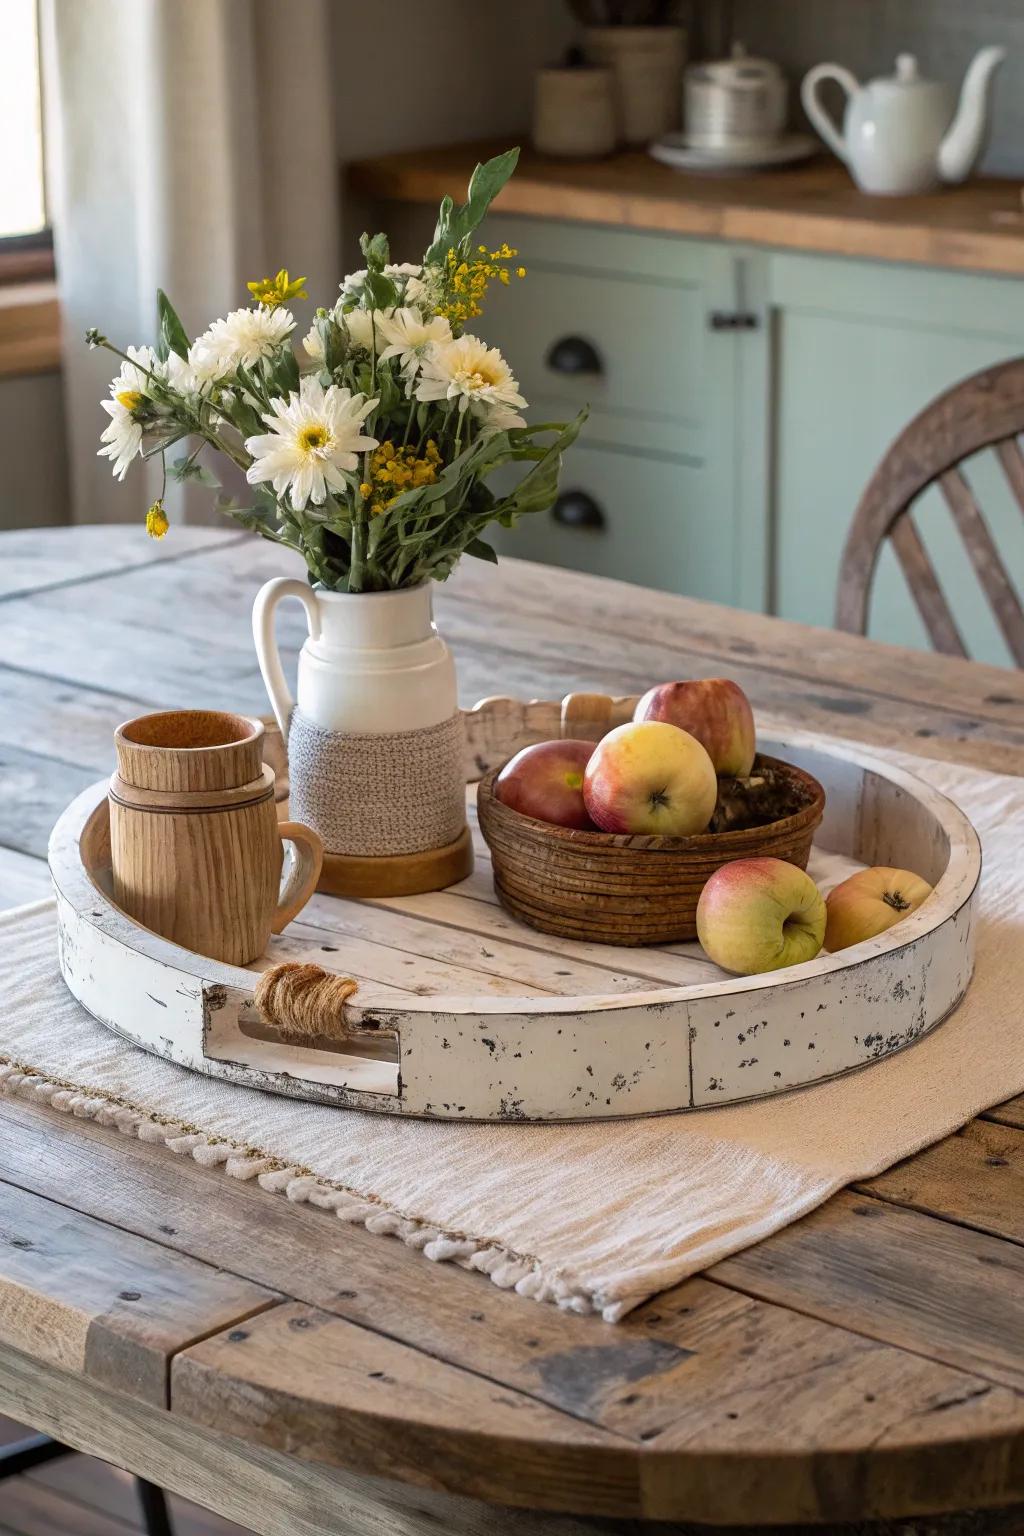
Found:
348,139 -> 1024,278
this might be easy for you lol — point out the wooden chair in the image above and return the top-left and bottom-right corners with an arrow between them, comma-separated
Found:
836,356 -> 1024,665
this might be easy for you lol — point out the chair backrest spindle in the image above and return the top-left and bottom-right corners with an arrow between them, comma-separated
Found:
836,357 -> 1024,665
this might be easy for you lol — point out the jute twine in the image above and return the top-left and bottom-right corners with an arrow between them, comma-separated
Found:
254,963 -> 358,1044
287,709 -> 466,857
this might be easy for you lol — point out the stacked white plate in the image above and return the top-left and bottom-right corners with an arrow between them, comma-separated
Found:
649,132 -> 817,174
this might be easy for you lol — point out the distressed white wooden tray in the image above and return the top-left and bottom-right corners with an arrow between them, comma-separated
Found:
49,699 -> 981,1122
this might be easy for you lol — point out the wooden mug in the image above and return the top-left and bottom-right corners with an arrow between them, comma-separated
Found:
109,710 -> 322,965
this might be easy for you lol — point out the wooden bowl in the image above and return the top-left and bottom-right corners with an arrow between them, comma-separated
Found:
477,753 -> 826,945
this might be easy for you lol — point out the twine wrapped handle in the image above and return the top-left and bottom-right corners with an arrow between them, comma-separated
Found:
254,963 -> 359,1044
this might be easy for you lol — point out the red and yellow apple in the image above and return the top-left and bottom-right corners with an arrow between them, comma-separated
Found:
582,720 -> 717,835
825,866 -> 933,952
696,857 -> 826,975
634,678 -> 756,777
494,739 -> 597,829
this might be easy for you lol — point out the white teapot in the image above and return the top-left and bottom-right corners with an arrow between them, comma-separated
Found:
802,48 -> 1005,196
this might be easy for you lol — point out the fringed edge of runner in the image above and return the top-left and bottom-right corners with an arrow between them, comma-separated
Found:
0,1057 -> 627,1322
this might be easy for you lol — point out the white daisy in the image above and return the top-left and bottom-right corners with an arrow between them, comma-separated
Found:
342,307 -> 391,352
340,262 -> 423,303
415,334 -> 527,428
182,339 -> 232,388
377,307 -> 452,379
244,375 -> 378,509
189,306 -> 295,377
98,401 -> 144,480
97,345 -> 163,480
403,268 -> 438,307
302,324 -> 325,364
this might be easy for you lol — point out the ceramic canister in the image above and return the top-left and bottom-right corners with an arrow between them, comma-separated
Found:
533,66 -> 617,159
252,580 -> 469,870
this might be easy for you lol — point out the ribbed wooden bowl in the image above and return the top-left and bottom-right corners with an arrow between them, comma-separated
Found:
477,753 -> 826,945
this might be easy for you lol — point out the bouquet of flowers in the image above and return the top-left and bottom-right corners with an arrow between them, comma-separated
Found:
88,148 -> 584,593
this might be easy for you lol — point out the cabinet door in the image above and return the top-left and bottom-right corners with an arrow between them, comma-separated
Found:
492,441 -> 719,598
476,216 -> 754,607
768,254 -> 1024,666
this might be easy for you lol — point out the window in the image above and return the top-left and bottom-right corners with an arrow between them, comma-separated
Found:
1,0 -> 46,243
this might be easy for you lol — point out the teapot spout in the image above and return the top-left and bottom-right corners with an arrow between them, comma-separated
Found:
938,45 -> 1006,183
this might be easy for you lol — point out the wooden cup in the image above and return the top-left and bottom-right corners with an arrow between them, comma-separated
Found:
109,710 -> 322,965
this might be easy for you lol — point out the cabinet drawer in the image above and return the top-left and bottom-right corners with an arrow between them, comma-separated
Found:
480,265 -> 707,435
493,443 -> 731,602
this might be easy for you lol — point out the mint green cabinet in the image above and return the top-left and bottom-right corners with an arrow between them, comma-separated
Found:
475,214 -> 1024,666
765,253 -> 1024,667
477,216 -> 757,607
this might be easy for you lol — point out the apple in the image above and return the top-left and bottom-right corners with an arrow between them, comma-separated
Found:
494,739 -> 596,829
634,678 -> 756,777
825,866 -> 933,952
696,856 -> 826,975
582,720 -> 717,835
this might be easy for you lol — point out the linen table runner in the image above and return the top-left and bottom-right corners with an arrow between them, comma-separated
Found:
1,737 -> 1021,1321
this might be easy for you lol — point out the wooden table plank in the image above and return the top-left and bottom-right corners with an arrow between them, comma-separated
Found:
445,558 -> 1024,730
0,847 -> 49,910
10,532 -> 1024,775
708,1189 -> 1024,1391
172,1302 -> 643,1518
0,1181 -> 276,1405
0,667 -> 165,771
0,743 -> 101,860
645,1346 -> 1024,1527
1,1345 -> 646,1536
986,1095 -> 1024,1130
171,1297 -> 1024,1524
858,1119 -> 1024,1246
2,1094 -> 1023,1507
0,526 -> 244,602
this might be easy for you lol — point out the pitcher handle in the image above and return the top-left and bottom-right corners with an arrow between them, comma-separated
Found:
252,577 -> 320,737
273,821 -> 324,933
801,63 -> 859,164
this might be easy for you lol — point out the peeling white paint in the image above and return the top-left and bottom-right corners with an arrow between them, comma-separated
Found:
49,728 -> 981,1122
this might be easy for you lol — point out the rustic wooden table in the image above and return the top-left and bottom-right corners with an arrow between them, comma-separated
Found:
1,526 -> 1023,1536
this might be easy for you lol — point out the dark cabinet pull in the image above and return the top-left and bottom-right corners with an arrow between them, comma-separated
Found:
709,311 -> 760,331
546,335 -> 603,375
552,491 -> 605,530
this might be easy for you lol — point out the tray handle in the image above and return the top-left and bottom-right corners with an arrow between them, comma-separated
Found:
560,692 -> 637,742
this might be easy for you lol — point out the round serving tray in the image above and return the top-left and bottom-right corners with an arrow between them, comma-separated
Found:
48,696 -> 981,1123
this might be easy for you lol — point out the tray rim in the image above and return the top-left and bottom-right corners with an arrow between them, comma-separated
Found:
50,728 -> 980,1021
47,716 -> 982,1120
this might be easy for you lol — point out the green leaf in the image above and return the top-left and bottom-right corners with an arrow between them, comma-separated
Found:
156,290 -> 190,362
359,231 -> 391,269
424,148 -> 520,264
361,270 -> 398,310
465,537 -> 498,564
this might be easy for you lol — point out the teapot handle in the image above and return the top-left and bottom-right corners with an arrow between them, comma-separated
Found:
252,577 -> 321,737
801,63 -> 860,165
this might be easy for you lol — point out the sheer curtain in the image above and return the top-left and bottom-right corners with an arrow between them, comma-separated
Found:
42,0 -> 339,525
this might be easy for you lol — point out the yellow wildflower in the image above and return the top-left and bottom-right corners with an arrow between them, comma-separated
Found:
436,244 -> 526,324
145,500 -> 169,539
363,440 -> 443,516
247,268 -> 308,308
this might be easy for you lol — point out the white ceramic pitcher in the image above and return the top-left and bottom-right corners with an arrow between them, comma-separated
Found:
252,579 -> 457,739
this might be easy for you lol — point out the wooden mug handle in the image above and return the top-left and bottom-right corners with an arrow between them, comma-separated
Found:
273,821 -> 324,933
